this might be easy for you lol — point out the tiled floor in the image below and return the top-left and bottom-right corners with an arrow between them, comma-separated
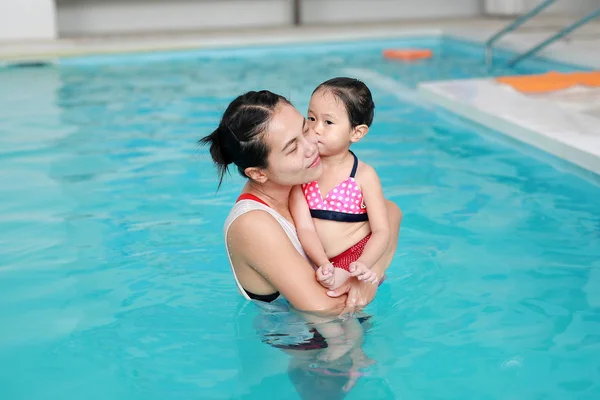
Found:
418,18 -> 600,177
532,86 -> 600,118
419,78 -> 600,176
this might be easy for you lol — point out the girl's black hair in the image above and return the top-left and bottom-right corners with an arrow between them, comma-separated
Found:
313,77 -> 375,128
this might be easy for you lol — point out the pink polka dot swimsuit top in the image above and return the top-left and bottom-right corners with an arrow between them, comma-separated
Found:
301,151 -> 368,223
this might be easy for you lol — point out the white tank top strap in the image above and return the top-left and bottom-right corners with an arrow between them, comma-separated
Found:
223,199 -> 310,300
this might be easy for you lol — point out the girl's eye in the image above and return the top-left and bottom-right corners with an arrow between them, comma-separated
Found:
326,120 -> 333,125
307,117 -> 315,121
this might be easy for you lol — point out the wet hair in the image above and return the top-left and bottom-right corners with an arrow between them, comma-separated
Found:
313,77 -> 375,128
198,90 -> 291,189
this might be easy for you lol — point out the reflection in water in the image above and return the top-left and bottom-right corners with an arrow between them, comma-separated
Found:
236,298 -> 385,399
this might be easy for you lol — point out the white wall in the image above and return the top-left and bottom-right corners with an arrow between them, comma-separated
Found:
4,0 -> 598,39
537,0 -> 600,16
485,0 -> 600,16
56,0 -> 484,37
302,0 -> 483,24
0,0 -> 57,40
56,0 -> 294,36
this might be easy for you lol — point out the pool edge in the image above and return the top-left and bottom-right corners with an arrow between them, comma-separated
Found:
418,79 -> 600,181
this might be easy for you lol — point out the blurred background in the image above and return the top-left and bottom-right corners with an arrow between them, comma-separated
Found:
1,0 -> 600,41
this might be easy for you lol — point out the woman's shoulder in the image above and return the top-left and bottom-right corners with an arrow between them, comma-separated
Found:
226,202 -> 294,244
225,196 -> 308,262
228,207 -> 281,234
227,208 -> 309,272
226,202 -> 277,236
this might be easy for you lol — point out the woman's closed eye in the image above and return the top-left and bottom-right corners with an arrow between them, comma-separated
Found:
302,120 -> 310,136
287,142 -> 298,154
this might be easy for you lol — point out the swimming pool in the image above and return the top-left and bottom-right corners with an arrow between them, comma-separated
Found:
1,35 -> 599,399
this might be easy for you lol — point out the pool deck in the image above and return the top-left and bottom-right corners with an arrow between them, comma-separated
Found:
2,16 -> 600,176
420,19 -> 600,177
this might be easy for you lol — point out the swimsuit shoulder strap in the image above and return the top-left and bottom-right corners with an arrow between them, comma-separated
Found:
349,150 -> 359,178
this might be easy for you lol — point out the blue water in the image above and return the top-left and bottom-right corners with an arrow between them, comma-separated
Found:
1,36 -> 599,400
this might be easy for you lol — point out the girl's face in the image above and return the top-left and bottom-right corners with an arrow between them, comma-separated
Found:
261,102 -> 323,186
306,89 -> 353,157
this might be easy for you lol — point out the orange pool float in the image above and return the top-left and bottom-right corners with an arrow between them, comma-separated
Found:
496,72 -> 574,93
383,49 -> 433,61
496,70 -> 600,93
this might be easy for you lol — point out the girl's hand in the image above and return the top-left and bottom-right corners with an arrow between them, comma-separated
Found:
316,262 -> 335,288
348,261 -> 379,284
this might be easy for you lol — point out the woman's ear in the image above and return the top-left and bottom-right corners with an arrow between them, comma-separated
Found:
350,125 -> 369,143
245,167 -> 268,183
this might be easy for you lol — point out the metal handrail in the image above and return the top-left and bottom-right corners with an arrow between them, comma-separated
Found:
485,0 -> 558,66
508,6 -> 600,66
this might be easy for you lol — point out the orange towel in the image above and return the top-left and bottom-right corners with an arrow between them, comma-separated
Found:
496,70 -> 600,93
570,71 -> 600,87
383,49 -> 433,61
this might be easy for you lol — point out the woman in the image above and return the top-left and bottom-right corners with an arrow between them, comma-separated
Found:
199,89 -> 402,316
200,90 -> 402,398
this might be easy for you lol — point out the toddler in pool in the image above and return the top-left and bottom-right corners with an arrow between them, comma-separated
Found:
290,77 -> 390,291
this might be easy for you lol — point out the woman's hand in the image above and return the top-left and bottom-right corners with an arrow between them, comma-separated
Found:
326,277 -> 378,316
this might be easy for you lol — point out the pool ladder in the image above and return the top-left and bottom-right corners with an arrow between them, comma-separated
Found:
485,0 -> 600,67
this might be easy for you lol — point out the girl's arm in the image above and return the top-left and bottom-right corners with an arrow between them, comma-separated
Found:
227,209 -> 346,315
289,185 -> 331,268
356,165 -> 390,269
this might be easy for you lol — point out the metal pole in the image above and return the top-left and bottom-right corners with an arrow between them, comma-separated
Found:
485,0 -> 557,66
508,6 -> 600,66
293,0 -> 301,26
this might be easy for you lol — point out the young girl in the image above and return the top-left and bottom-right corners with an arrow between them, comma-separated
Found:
290,77 -> 390,291
288,77 -> 391,363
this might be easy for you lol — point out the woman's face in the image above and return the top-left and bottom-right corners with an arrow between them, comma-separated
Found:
262,102 -> 323,186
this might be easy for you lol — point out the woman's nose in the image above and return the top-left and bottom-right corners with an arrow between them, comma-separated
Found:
304,129 -> 318,156
305,126 -> 318,144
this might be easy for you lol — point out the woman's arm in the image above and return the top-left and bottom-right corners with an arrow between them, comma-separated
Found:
356,165 -> 390,270
289,185 -> 330,268
227,209 -> 347,315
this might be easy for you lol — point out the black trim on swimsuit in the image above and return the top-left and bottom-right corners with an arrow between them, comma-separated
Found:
309,209 -> 369,222
245,289 -> 280,303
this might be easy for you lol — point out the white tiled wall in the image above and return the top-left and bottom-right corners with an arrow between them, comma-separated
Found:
56,0 -> 293,36
2,0 -> 599,40
55,0 -> 483,37
0,0 -> 57,40
301,0 -> 482,24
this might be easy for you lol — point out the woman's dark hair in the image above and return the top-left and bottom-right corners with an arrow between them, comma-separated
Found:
198,90 -> 291,189
313,77 -> 375,128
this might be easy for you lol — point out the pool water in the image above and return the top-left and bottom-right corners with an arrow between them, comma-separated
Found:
1,36 -> 599,400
